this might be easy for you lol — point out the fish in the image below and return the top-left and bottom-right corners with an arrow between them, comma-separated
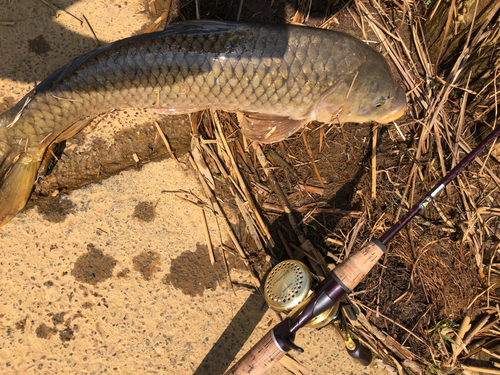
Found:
0,20 -> 406,227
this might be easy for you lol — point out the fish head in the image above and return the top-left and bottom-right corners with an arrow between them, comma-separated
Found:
315,61 -> 406,125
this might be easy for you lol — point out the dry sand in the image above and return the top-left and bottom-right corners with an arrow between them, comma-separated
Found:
0,1 -> 390,374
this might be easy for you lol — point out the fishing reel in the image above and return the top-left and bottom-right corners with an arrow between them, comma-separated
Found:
264,260 -> 372,365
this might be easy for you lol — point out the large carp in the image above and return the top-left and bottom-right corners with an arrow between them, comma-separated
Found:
0,20 -> 406,226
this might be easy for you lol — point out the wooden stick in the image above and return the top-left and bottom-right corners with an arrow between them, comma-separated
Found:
195,0 -> 200,19
302,132 -> 325,188
212,110 -> 272,242
276,355 -> 310,374
461,365 -> 500,374
297,184 -> 323,195
254,144 -> 305,243
155,121 -> 178,162
236,0 -> 244,20
261,202 -> 362,217
344,214 -> 366,258
200,207 -> 215,264
233,188 -> 264,251
277,229 -> 294,259
355,300 -> 426,344
81,14 -> 101,46
188,154 -> 246,260
143,11 -> 167,33
148,0 -> 156,13
482,348 -> 500,361
371,128 -> 377,199
288,242 -> 319,264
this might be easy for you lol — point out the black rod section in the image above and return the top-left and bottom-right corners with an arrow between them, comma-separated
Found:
379,126 -> 500,245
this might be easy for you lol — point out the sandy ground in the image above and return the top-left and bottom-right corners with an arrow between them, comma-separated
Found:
0,1 -> 390,374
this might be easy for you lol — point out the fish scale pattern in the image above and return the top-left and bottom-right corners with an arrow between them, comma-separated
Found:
0,21 -> 407,229
4,22 -> 378,148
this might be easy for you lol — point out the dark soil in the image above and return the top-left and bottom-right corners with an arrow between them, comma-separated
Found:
132,251 -> 162,280
162,243 -> 246,297
132,201 -> 157,222
71,244 -> 117,285
35,323 -> 56,339
28,35 -> 51,55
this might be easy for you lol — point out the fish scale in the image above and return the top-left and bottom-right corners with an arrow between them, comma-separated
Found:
0,20 -> 406,227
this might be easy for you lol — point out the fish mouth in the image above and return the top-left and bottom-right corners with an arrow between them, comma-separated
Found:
376,105 -> 406,123
376,86 -> 406,123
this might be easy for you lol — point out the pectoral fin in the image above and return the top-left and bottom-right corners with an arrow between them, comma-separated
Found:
238,112 -> 308,144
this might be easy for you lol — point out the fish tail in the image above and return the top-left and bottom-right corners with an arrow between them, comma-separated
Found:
0,146 -> 44,226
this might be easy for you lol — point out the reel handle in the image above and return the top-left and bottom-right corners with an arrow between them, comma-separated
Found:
346,339 -> 372,366
332,302 -> 373,367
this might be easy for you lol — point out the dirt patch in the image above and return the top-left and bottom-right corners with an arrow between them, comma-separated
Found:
132,251 -> 161,280
162,243 -> 245,297
132,201 -> 156,222
116,268 -> 131,278
71,244 -> 117,285
28,35 -> 51,54
15,318 -> 26,333
35,323 -> 56,339
37,196 -> 75,223
51,312 -> 67,326
59,326 -> 75,342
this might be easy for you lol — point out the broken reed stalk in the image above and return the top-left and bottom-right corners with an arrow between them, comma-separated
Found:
81,14 -> 101,46
232,187 -> 265,251
203,129 -> 266,250
187,154 -> 245,259
302,132 -> 325,188
199,206 -> 215,264
261,202 -> 362,217
344,214 -> 366,259
254,144 -> 306,243
188,153 -> 262,289
297,184 -> 323,195
277,229 -> 294,259
144,12 -> 168,33
148,0 -> 156,13
155,121 -> 178,162
371,127 -> 377,199
211,110 -> 273,244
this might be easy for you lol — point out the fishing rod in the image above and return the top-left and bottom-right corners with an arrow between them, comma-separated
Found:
225,125 -> 500,375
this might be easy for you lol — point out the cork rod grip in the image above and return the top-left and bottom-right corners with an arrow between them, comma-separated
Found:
225,329 -> 286,375
333,240 -> 385,292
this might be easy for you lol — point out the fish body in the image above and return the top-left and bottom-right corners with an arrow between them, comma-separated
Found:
0,20 -> 406,226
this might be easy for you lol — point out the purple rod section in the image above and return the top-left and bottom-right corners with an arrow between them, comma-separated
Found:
379,126 -> 500,245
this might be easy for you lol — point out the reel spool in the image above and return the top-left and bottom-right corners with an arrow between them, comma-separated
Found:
264,260 -> 339,328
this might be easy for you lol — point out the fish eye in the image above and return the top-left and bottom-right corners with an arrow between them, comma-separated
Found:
375,97 -> 387,108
